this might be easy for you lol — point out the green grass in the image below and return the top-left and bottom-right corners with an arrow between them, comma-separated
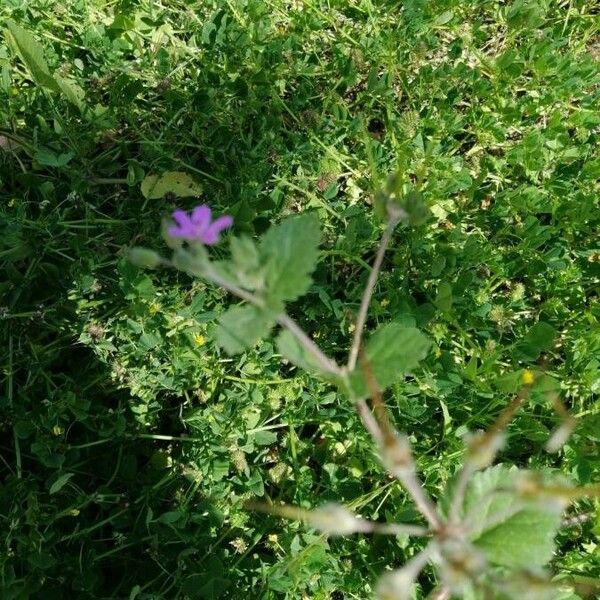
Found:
1,0 -> 599,598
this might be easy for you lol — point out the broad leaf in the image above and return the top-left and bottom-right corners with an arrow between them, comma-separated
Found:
6,21 -> 85,111
348,323 -> 431,398
260,213 -> 320,302
141,171 -> 203,199
514,322 -> 557,362
215,305 -> 276,355
5,20 -> 59,91
463,465 -> 563,568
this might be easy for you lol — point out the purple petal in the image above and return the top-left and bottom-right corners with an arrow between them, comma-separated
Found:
171,209 -> 192,228
201,215 -> 233,245
191,205 -> 212,232
168,225 -> 192,238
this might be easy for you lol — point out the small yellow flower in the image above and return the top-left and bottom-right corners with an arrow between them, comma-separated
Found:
66,508 -> 80,516
8,198 -> 16,207
52,425 -> 64,436
348,323 -> 356,333
522,370 -> 535,385
148,302 -> 160,315
193,333 -> 206,346
380,298 -> 390,308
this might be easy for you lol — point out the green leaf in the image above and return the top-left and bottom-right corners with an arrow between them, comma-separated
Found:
230,235 -> 264,290
49,472 -> 74,495
260,213 -> 320,302
34,149 -> 75,167
434,10 -> 454,25
277,329 -> 329,375
434,281 -> 453,312
463,465 -> 563,568
141,171 -> 203,199
5,20 -> 60,91
215,305 -> 276,355
374,172 -> 430,226
128,247 -> 163,269
514,322 -> 557,361
54,75 -> 85,111
348,323 -> 431,398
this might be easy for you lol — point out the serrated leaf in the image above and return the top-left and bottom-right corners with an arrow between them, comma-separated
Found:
5,20 -> 60,92
230,235 -> 264,290
215,305 -> 276,355
348,323 -> 431,398
463,465 -> 563,568
260,213 -> 320,302
141,171 -> 203,199
474,507 -> 561,568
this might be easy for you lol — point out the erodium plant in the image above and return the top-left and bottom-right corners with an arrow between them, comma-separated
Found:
130,176 -> 597,599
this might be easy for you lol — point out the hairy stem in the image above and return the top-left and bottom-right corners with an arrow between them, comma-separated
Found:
348,218 -> 398,371
396,469 -> 442,530
373,522 -> 430,537
426,588 -> 451,600
354,399 -> 384,446
276,314 -> 342,376
448,463 -> 475,524
377,542 -> 437,595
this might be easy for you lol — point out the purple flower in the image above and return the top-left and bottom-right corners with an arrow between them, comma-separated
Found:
168,205 -> 233,245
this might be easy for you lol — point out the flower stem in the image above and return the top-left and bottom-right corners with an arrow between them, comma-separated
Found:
276,314 -> 342,376
203,266 -> 342,377
347,218 -> 398,371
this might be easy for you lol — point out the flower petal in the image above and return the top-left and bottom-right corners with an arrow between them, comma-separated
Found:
172,209 -> 192,228
168,225 -> 190,238
191,205 -> 212,232
201,214 -> 233,245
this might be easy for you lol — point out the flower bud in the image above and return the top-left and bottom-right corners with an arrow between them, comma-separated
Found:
128,247 -> 163,269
